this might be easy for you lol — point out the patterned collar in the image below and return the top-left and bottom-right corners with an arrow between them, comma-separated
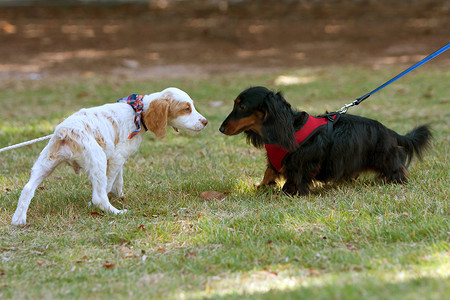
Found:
117,94 -> 147,139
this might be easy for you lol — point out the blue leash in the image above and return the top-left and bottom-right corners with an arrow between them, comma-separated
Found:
337,43 -> 450,113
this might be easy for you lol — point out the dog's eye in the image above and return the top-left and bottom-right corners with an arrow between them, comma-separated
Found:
185,107 -> 190,112
238,103 -> 247,111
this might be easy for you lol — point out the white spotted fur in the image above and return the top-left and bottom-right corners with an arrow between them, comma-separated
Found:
11,87 -> 207,226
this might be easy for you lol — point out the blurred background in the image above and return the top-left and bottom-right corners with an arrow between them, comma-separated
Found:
0,0 -> 449,80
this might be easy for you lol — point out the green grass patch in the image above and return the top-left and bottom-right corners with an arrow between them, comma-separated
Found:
0,65 -> 449,299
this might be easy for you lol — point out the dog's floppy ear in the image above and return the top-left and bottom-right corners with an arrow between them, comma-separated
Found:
262,91 -> 296,151
144,98 -> 170,139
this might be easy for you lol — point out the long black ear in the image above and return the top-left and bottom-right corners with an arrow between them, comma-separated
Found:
262,91 -> 296,151
245,130 -> 264,149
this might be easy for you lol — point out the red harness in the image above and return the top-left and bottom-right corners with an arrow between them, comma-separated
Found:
264,114 -> 336,172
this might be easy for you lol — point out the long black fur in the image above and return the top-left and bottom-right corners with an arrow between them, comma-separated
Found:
220,86 -> 432,196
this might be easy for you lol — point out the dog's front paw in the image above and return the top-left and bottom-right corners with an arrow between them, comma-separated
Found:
107,206 -> 127,215
11,214 -> 26,226
282,185 -> 296,197
282,184 -> 309,197
255,181 -> 276,189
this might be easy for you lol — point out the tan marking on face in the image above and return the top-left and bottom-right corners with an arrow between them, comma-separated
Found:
234,98 -> 241,104
169,100 -> 192,119
222,112 -> 264,136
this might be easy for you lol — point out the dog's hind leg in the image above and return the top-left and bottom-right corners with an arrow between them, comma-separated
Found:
11,145 -> 63,226
81,144 -> 125,215
107,160 -> 124,198
383,163 -> 408,184
375,148 -> 408,184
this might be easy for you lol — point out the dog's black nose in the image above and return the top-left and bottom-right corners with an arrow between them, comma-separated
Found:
219,126 -> 225,133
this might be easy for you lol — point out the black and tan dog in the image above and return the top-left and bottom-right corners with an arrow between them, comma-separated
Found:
219,86 -> 432,196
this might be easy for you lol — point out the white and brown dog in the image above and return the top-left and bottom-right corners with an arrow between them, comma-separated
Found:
11,87 -> 208,225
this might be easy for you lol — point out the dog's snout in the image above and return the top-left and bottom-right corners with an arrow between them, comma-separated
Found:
219,119 -> 229,133
200,118 -> 208,127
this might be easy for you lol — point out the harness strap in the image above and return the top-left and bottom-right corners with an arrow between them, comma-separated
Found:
323,112 -> 340,137
265,113 -> 338,172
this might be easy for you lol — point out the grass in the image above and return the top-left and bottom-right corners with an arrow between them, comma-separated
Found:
0,65 -> 449,299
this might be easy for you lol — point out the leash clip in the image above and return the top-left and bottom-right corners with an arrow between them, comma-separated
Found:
337,93 -> 371,114
336,102 -> 353,114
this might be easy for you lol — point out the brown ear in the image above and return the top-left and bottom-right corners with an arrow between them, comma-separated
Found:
144,99 -> 170,139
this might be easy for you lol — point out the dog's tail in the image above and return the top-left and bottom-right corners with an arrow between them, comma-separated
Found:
49,127 -> 85,159
394,125 -> 432,167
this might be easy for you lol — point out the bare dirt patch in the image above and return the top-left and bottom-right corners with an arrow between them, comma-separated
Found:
0,1 -> 449,79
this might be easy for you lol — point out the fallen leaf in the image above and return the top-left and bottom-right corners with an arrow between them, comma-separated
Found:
263,268 -> 278,276
119,241 -> 131,247
76,255 -> 88,263
35,260 -> 45,266
197,213 -> 202,218
157,248 -> 166,252
103,262 -> 115,269
184,251 -> 198,257
1,247 -> 18,251
90,212 -> 104,217
120,247 -> 131,253
138,224 -> 145,230
309,268 -> 320,276
198,191 -> 226,201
